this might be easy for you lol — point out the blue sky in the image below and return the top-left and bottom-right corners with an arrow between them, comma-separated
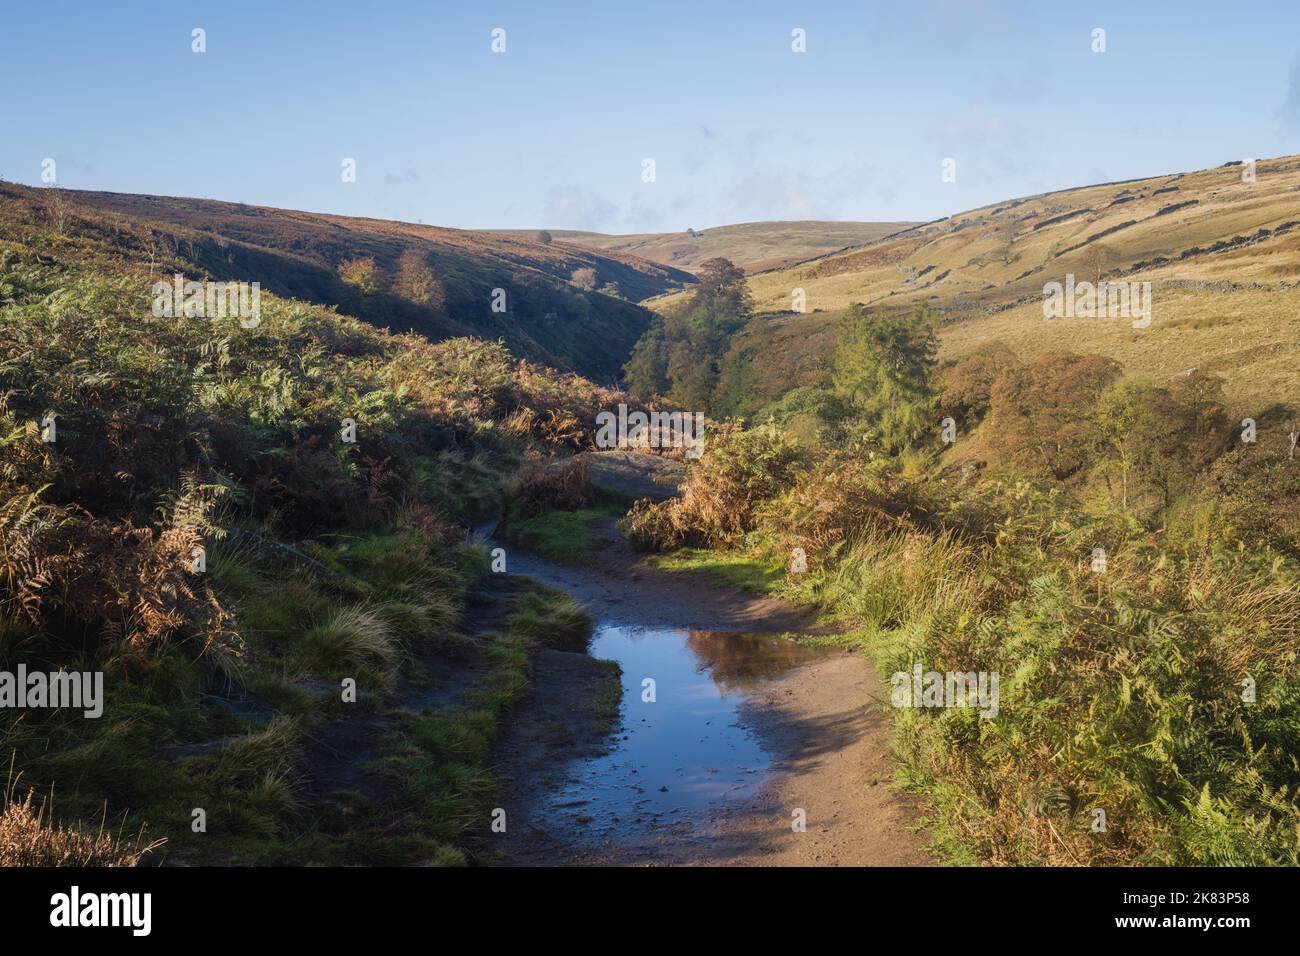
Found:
3,1 -> 1297,232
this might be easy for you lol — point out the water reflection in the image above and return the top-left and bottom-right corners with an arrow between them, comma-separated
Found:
684,630 -> 829,693
538,624 -> 830,843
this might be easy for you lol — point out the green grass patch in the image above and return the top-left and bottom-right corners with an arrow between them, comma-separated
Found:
505,505 -> 622,566
647,547 -> 785,594
592,658 -> 624,723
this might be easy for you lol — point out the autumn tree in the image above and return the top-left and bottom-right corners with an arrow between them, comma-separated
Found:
395,249 -> 445,311
338,257 -> 382,294
939,340 -> 1018,425
988,351 -> 1122,481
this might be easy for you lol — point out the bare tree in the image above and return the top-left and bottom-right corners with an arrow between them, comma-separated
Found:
1085,242 -> 1115,286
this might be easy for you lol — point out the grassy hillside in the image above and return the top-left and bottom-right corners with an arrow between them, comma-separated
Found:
653,156 -> 1300,415
0,183 -> 635,865
501,220 -> 916,274
0,182 -> 694,382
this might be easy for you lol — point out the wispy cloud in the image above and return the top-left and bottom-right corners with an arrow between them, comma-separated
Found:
1282,55 -> 1300,127
542,184 -> 620,231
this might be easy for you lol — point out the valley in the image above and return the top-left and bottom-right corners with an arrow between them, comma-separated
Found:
2,150 -> 1298,871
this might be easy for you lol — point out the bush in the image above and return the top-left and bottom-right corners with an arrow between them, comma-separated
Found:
624,422 -> 806,549
510,455 -> 593,517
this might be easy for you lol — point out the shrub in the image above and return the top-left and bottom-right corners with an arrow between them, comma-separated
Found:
570,267 -> 597,292
510,455 -> 593,517
337,256 -> 381,294
624,422 -> 806,549
394,249 -> 445,310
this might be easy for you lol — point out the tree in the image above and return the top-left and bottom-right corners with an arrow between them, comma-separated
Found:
570,267 -> 597,292
831,304 -> 938,455
622,320 -> 670,400
537,230 -> 553,244
939,340 -> 1018,424
621,257 -> 753,412
395,249 -> 445,311
694,257 -> 750,315
1092,375 -> 1230,513
1084,242 -> 1115,286
338,257 -> 381,295
989,351 -> 1122,481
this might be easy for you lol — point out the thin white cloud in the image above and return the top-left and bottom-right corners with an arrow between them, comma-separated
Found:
1282,55 -> 1300,128
542,184 -> 620,231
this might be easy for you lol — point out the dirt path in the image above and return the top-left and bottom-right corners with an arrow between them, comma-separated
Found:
490,515 -> 822,633
695,653 -> 934,865
485,506 -> 935,867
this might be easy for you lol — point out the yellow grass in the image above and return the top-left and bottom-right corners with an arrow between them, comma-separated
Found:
668,154 -> 1300,414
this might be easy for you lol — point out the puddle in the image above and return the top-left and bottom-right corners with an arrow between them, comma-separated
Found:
540,625 -> 830,842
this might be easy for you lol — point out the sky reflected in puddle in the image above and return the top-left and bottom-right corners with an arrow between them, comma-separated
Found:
541,625 -> 830,838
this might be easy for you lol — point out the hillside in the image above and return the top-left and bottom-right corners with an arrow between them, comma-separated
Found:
0,162 -> 668,865
0,183 -> 694,382
501,220 -> 916,274
659,156 -> 1300,414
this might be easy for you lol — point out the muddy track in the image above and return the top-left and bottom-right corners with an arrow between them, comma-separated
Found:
483,515 -> 935,867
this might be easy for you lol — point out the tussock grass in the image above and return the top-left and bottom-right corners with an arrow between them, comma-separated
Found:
299,604 -> 401,683
506,589 -> 594,652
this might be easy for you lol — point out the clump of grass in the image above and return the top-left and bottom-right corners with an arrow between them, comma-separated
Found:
208,715 -> 302,785
811,529 -> 989,631
592,659 -> 624,722
506,589 -> 593,652
511,455 -> 594,517
298,604 -> 401,683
